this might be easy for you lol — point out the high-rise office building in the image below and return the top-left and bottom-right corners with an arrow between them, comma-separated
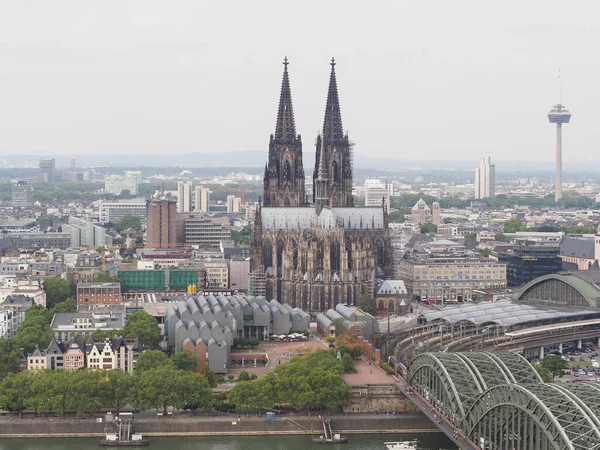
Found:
364,179 -> 390,208
177,181 -> 192,213
39,158 -> 56,182
176,212 -> 232,248
104,173 -> 138,196
474,156 -> 495,199
99,199 -> 148,226
146,200 -> 177,248
497,243 -> 562,287
226,195 -> 242,213
194,186 -> 210,213
12,181 -> 33,208
62,217 -> 112,248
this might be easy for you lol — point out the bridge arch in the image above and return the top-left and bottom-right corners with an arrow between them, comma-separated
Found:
464,384 -> 600,450
407,353 -> 482,423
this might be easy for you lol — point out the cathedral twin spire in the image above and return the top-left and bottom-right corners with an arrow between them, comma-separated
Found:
264,57 -> 353,209
273,57 -> 296,142
322,58 -> 345,145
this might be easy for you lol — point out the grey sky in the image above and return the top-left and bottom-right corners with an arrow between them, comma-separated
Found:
0,0 -> 598,163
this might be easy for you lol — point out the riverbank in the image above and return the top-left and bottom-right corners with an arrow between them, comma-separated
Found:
0,414 -> 436,438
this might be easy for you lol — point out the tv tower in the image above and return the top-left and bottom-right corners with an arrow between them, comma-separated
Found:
547,70 -> 571,202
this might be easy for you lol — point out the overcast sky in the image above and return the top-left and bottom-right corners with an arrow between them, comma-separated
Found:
0,1 -> 599,163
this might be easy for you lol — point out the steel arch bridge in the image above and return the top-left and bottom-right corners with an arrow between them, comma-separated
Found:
407,352 -> 600,449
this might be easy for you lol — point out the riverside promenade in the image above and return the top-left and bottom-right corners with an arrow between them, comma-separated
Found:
0,413 -> 436,438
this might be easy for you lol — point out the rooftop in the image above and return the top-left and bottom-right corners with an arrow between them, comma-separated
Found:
0,219 -> 37,228
77,282 -> 121,289
261,205 -> 385,230
419,298 -> 600,328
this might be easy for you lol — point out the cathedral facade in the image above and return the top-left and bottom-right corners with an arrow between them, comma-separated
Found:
250,58 -> 392,314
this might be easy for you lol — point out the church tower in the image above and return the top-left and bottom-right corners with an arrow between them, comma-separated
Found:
314,134 -> 329,215
263,57 -> 306,207
313,58 -> 354,207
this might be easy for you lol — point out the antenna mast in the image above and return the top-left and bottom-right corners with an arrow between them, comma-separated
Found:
558,69 -> 562,104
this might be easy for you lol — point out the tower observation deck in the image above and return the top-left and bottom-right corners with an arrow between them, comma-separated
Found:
548,103 -> 571,202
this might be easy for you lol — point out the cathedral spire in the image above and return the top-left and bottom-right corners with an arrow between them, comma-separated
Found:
315,134 -> 329,215
274,56 -> 296,142
264,58 -> 305,207
322,57 -> 344,144
317,134 -> 328,180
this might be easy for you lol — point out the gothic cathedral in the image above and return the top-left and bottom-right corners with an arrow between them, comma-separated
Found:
250,58 -> 392,314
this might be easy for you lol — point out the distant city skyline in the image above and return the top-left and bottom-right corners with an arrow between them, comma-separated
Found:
1,1 -> 599,163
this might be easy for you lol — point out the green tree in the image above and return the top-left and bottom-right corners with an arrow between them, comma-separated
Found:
251,372 -> 276,413
342,353 -> 355,373
100,369 -> 133,413
310,368 -> 349,412
93,272 -> 120,283
227,380 -> 255,413
122,310 -> 162,349
14,306 -> 52,354
70,369 -> 103,418
43,278 -> 72,309
135,350 -> 173,374
540,355 -> 568,380
0,339 -> 21,382
119,215 -> 142,232
503,219 -> 527,233
133,365 -> 177,412
171,370 -> 212,411
387,210 -> 407,223
171,348 -> 197,371
28,370 -> 59,415
202,366 -> 218,388
494,232 -> 506,242
50,297 -> 77,314
357,293 -> 377,316
119,189 -> 133,199
91,329 -> 118,342
273,350 -> 348,412
231,225 -> 253,245
559,225 -> 596,235
0,372 -> 32,417
480,248 -> 491,257
420,223 -> 438,234
532,363 -> 553,383
237,370 -> 250,382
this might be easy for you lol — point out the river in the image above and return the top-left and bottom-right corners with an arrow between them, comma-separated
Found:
0,434 -> 455,450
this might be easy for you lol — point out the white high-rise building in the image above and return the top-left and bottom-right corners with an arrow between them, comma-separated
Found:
195,186 -> 210,213
177,181 -> 192,213
364,179 -> 391,209
104,173 -> 138,196
226,195 -> 242,213
474,156 -> 495,199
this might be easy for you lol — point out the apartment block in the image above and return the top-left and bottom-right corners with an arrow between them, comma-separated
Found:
177,181 -> 193,213
12,181 -> 33,208
104,173 -> 138,196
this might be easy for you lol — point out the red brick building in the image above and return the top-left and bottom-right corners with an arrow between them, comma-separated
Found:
76,282 -> 121,305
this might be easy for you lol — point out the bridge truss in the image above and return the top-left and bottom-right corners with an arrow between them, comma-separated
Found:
407,352 -> 600,449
